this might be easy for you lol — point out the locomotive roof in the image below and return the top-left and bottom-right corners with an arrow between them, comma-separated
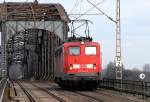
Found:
67,37 -> 93,42
64,41 -> 100,46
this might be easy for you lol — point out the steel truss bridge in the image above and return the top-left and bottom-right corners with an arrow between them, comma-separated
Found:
0,2 -> 69,80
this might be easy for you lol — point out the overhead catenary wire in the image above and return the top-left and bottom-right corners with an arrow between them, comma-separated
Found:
69,0 -> 84,19
86,0 -> 117,23
69,0 -> 79,13
69,0 -> 83,14
69,0 -> 105,37
73,0 -> 105,20
79,0 -> 83,14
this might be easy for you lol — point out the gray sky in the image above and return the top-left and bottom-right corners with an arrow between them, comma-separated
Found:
1,0 -> 150,70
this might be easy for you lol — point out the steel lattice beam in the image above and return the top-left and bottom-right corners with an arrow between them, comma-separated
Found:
0,2 -> 69,78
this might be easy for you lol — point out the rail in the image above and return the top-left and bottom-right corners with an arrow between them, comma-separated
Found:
31,83 -> 66,102
73,91 -> 104,102
17,81 -> 36,102
99,79 -> 150,97
0,78 -> 9,102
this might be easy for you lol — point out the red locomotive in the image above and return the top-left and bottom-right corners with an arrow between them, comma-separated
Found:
54,37 -> 102,89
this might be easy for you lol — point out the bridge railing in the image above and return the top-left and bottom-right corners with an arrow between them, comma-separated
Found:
99,78 -> 150,97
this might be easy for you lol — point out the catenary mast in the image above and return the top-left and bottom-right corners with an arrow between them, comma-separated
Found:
115,0 -> 122,80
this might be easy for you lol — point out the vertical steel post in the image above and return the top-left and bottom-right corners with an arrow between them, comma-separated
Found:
116,0 -> 122,89
143,80 -> 145,99
1,22 -> 7,77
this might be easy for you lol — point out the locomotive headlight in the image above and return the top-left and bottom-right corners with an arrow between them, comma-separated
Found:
87,64 -> 93,69
70,67 -> 73,70
81,41 -> 84,44
93,64 -> 96,70
69,64 -> 73,70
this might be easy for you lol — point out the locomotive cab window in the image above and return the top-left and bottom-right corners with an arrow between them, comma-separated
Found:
69,47 -> 80,55
85,47 -> 96,55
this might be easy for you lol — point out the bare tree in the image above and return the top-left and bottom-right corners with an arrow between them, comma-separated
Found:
143,64 -> 150,72
103,61 -> 116,79
102,62 -> 150,82
123,68 -> 141,81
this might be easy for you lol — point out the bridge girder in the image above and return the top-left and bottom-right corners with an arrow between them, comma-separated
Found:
0,2 -> 69,78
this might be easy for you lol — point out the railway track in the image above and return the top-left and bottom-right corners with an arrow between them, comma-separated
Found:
10,81 -> 149,102
17,81 -> 36,102
48,88 -> 104,102
0,78 -> 8,102
11,81 -> 67,102
31,83 -> 66,102
95,89 -> 147,102
46,81 -> 150,102
72,91 -> 104,102
33,82 -> 104,102
72,90 -> 148,102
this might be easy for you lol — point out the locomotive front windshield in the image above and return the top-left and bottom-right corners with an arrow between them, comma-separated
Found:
69,47 -> 80,55
85,47 -> 96,55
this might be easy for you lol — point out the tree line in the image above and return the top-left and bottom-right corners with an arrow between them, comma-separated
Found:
102,61 -> 150,82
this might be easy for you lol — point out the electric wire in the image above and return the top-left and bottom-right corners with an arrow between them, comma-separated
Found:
73,0 -> 105,20
69,0 -> 82,14
69,0 -> 84,19
79,0 -> 83,14
86,0 -> 116,23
